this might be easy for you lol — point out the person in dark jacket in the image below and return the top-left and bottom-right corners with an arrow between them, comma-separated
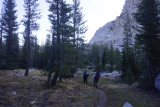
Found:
83,70 -> 89,84
93,72 -> 100,88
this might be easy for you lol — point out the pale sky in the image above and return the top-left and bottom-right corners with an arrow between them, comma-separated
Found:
0,0 -> 125,44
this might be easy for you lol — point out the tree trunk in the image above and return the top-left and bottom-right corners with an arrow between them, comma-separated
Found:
51,0 -> 60,86
25,3 -> 31,76
25,32 -> 30,76
145,57 -> 157,82
51,72 -> 58,86
0,25 -> 2,66
46,32 -> 55,89
46,71 -> 51,89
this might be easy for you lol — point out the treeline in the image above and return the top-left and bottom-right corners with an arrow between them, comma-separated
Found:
87,42 -> 121,73
0,0 -> 88,88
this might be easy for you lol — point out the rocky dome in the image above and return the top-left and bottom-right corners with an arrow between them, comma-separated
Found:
89,0 -> 140,48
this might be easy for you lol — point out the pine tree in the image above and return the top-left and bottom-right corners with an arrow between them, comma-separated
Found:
101,49 -> 107,71
89,43 -> 99,70
121,11 -> 138,80
31,36 -> 40,68
23,0 -> 41,76
43,34 -> 52,70
134,0 -> 160,89
114,48 -> 121,71
0,11 -> 4,69
72,0 -> 87,71
109,42 -> 114,72
47,0 -> 70,86
122,12 -> 132,55
95,52 -> 101,72
124,66 -> 135,84
59,0 -> 75,79
2,0 -> 19,69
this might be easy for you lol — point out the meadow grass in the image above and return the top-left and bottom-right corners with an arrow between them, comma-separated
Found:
98,78 -> 160,107
0,70 -> 98,107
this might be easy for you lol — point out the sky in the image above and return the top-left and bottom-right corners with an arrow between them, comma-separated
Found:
0,0 -> 125,44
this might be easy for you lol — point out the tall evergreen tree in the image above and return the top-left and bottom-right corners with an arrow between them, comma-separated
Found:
121,12 -> 133,79
134,0 -> 160,89
72,0 -> 87,71
47,0 -> 66,87
109,42 -> 114,72
2,0 -> 19,69
89,43 -> 99,70
0,10 -> 4,69
114,48 -> 121,71
31,36 -> 40,68
122,12 -> 133,55
101,49 -> 107,71
23,0 -> 41,76
95,52 -> 101,72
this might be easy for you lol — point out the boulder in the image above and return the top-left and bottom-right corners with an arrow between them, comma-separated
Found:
131,82 -> 139,88
30,101 -> 36,104
123,102 -> 133,107
16,72 -> 24,77
155,74 -> 160,91
32,76 -> 39,81
11,91 -> 16,95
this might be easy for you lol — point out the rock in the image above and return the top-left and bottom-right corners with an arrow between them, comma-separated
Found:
131,82 -> 139,87
155,74 -> 160,91
123,102 -> 133,107
100,71 -> 121,78
16,72 -> 24,77
30,101 -> 36,104
89,0 -> 141,49
37,83 -> 40,86
10,82 -> 20,85
11,91 -> 16,95
101,72 -> 107,77
32,76 -> 39,81
13,70 -> 18,73
110,78 -> 115,80
13,70 -> 24,77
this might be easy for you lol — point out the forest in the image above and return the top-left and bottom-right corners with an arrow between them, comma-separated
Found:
0,0 -> 160,106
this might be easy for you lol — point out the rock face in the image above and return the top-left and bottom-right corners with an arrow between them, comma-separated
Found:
123,102 -> 133,107
155,74 -> 160,91
89,0 -> 140,48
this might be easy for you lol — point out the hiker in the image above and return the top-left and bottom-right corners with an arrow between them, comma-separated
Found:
93,72 -> 100,88
83,69 -> 89,84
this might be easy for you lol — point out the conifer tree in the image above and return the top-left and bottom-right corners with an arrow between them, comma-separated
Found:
72,0 -> 87,70
114,48 -> 121,71
0,11 -> 3,69
101,49 -> 107,71
89,43 -> 99,70
31,36 -> 40,68
23,0 -> 41,76
121,11 -> 136,80
2,0 -> 19,69
134,0 -> 160,89
109,42 -> 114,72
47,0 -> 72,86
95,52 -> 101,72
124,66 -> 135,84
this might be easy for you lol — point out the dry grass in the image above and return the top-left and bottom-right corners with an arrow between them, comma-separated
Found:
98,78 -> 160,107
3,69 -> 159,107
0,70 -> 98,107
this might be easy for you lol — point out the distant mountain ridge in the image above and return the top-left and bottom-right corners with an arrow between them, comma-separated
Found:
89,0 -> 140,48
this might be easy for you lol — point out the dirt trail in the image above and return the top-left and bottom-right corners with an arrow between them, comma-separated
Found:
96,89 -> 107,107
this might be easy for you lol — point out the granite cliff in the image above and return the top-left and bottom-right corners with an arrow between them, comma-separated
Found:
89,0 -> 141,48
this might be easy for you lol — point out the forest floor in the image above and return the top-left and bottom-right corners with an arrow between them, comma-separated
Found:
0,69 -> 160,107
